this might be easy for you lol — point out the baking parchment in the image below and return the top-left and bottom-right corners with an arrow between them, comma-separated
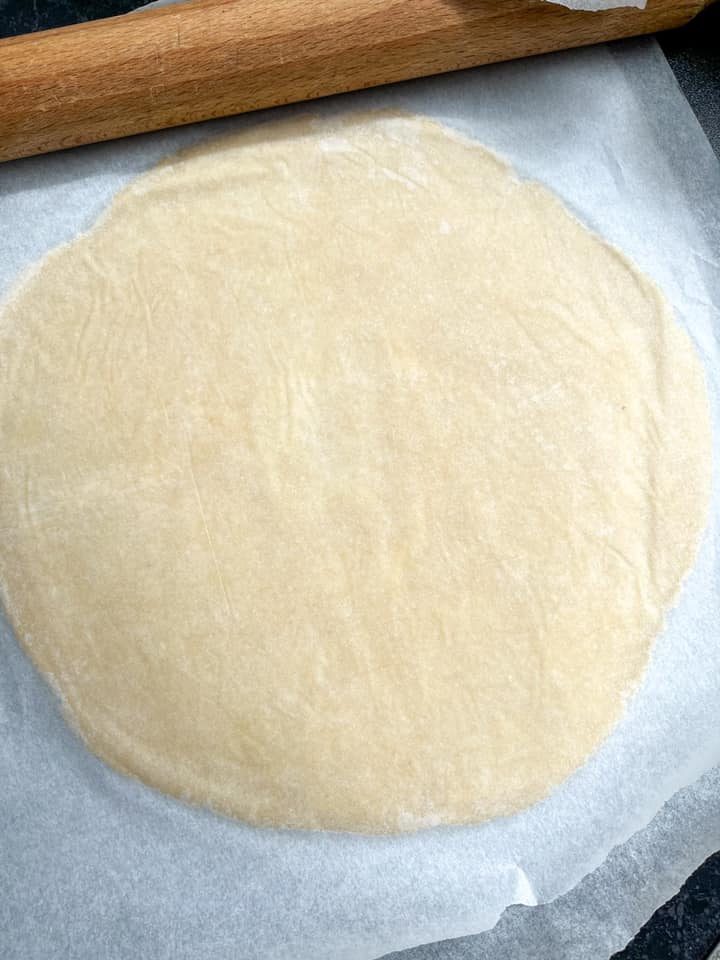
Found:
1,35 -> 718,960
386,764 -> 720,960
546,0 -> 645,9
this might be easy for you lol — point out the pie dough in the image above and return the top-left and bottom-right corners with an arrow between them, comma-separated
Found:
0,113 -> 711,833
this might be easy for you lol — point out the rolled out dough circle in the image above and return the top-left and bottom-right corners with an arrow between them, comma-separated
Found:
0,113 -> 711,833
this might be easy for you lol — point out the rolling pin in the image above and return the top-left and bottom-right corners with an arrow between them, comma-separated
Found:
0,0 -> 712,163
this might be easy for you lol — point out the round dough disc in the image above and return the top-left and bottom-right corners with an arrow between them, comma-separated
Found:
0,113 -> 711,833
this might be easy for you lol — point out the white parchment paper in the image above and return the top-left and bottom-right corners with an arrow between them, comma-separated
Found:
0,37 -> 718,960
385,765 -> 720,960
545,0 -> 645,9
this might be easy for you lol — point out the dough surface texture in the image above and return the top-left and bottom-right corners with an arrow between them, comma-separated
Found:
0,113 -> 711,833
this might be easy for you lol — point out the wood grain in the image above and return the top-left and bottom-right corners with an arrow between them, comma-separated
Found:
0,0 -> 711,163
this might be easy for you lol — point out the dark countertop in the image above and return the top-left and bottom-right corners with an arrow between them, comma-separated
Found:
0,2 -> 718,959
659,4 -> 720,158
613,852 -> 720,960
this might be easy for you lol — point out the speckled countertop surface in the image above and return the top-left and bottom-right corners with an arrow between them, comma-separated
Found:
612,851 -> 719,959
0,2 -> 718,958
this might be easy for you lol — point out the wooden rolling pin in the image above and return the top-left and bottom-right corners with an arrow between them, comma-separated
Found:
0,0 -> 712,163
